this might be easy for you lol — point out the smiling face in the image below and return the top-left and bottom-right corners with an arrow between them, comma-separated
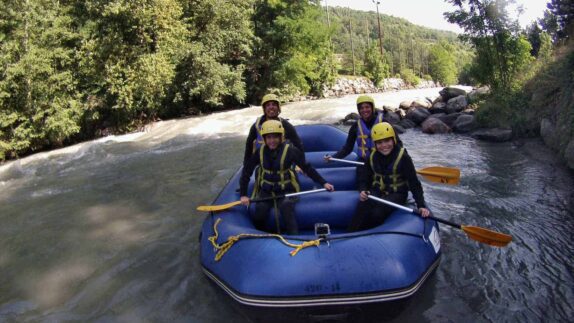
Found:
358,103 -> 374,121
263,133 -> 282,150
263,101 -> 280,119
375,138 -> 394,156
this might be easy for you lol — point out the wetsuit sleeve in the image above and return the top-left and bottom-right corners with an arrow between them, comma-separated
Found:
243,124 -> 257,166
291,148 -> 327,186
332,123 -> 358,159
356,163 -> 372,192
402,152 -> 426,208
283,121 -> 304,152
240,151 -> 260,197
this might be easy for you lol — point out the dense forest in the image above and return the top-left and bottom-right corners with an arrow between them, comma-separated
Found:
327,6 -> 473,84
0,0 -> 572,162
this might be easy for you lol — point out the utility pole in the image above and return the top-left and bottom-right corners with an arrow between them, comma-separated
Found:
348,8 -> 356,75
373,0 -> 384,57
325,0 -> 332,51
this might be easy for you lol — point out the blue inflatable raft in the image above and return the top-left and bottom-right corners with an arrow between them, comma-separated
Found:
200,124 -> 441,308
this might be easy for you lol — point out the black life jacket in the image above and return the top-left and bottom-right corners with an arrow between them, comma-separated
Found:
370,147 -> 407,194
255,143 -> 300,194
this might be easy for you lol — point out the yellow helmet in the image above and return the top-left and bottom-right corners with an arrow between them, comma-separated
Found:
356,95 -> 375,110
261,94 -> 281,109
260,120 -> 285,137
371,122 -> 396,144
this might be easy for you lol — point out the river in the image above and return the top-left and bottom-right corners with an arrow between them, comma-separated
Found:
0,88 -> 572,322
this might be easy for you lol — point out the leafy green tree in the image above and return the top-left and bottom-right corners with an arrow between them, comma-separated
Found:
445,0 -> 534,91
539,9 -> 560,41
247,0 -> 336,99
0,0 -> 83,159
362,44 -> 390,86
76,0 -> 190,128
546,0 -> 574,39
428,42 -> 458,85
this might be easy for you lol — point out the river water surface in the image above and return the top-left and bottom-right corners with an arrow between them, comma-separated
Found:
0,88 -> 573,322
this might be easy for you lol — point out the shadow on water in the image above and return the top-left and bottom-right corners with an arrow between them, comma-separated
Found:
0,133 -> 251,322
1,123 -> 573,322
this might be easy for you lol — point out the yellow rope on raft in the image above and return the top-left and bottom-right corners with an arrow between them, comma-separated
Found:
208,218 -> 322,261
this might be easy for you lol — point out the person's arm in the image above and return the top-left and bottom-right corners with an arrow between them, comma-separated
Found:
240,151 -> 260,197
283,121 -> 304,152
402,152 -> 426,209
243,124 -> 257,165
332,123 -> 358,159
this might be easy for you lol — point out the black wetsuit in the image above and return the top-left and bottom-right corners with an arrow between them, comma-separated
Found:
348,145 -> 426,232
240,143 -> 326,235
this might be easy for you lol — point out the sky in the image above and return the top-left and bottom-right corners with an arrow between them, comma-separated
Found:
323,0 -> 549,33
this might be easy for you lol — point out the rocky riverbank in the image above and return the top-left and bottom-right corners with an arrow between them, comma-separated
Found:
339,86 -> 514,142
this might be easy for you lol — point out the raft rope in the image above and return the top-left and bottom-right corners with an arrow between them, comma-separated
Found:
208,218 -> 321,261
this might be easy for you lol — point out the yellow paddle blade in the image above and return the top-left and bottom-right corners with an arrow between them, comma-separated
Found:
197,200 -> 242,212
461,225 -> 512,247
417,167 -> 461,185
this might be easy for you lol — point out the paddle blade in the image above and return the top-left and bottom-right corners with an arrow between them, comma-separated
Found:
417,167 -> 461,185
197,200 -> 241,212
461,225 -> 512,247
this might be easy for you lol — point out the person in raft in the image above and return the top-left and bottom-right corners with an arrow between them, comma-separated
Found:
348,122 -> 430,232
325,95 -> 401,162
243,94 -> 303,166
240,120 -> 334,235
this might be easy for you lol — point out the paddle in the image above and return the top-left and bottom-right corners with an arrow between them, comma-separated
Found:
197,188 -> 327,212
367,194 -> 512,247
327,157 -> 460,185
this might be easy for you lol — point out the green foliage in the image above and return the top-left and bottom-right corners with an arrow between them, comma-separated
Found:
428,42 -> 458,85
327,6 -> 473,78
247,1 -> 336,99
546,0 -> 574,39
362,44 -> 390,86
399,68 -> 420,86
445,0 -> 534,91
0,0 -> 83,159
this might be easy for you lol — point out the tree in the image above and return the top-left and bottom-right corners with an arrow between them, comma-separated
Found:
444,0 -> 534,91
0,0 -> 83,159
428,42 -> 458,85
546,0 -> 574,39
247,0 -> 336,99
362,44 -> 390,86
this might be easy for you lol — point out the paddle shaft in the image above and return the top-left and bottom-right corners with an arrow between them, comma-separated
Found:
367,195 -> 462,229
251,188 -> 327,203
328,157 -> 364,165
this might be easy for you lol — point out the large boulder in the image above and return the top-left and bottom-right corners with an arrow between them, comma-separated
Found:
399,118 -> 417,129
399,100 -> 413,110
439,87 -> 467,101
540,118 -> 560,151
405,107 -> 431,125
422,118 -> 451,134
446,95 -> 468,114
383,111 -> 401,125
452,114 -> 476,133
393,124 -> 406,134
471,128 -> 513,142
429,102 -> 446,114
411,98 -> 432,109
435,112 -> 462,128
